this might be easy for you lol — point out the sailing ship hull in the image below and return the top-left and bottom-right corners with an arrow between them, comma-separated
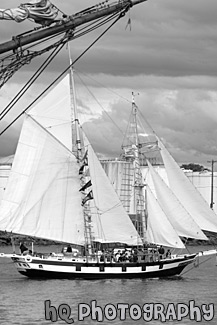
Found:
10,254 -> 196,279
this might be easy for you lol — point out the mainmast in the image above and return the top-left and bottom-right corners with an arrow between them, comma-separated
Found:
131,93 -> 147,243
121,93 -> 147,243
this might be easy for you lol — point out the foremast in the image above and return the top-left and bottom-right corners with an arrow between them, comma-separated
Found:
69,61 -> 94,256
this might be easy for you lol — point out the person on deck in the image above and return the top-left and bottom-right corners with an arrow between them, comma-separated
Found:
166,249 -> 171,258
66,245 -> 73,253
19,242 -> 28,255
115,250 -> 121,262
158,245 -> 165,259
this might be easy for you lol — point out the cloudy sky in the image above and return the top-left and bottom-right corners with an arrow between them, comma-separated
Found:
1,0 -> 217,167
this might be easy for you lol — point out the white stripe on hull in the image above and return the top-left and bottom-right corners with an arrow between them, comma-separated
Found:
11,254 -> 196,278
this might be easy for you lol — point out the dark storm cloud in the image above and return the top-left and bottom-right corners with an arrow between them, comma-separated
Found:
81,86 -> 217,164
53,0 -> 217,78
1,0 -> 217,163
82,100 -> 130,158
1,0 -> 217,78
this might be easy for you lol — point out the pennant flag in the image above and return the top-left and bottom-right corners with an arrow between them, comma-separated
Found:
79,165 -> 85,175
81,150 -> 88,163
79,180 -> 92,192
125,17 -> 132,31
82,190 -> 93,206
79,151 -> 88,175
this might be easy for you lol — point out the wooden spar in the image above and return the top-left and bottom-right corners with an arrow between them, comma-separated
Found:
0,0 -> 147,55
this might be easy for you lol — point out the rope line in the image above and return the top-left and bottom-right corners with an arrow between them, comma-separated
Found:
76,71 -> 125,138
0,41 -> 66,120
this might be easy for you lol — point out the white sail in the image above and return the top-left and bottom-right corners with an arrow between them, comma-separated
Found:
157,137 -> 217,233
0,115 -> 85,245
146,186 -> 185,249
83,134 -> 142,246
30,74 -> 72,150
147,160 -> 207,240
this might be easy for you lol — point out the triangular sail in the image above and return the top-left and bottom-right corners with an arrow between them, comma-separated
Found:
146,186 -> 185,249
0,115 -> 85,245
30,74 -> 73,150
147,160 -> 207,240
157,137 -> 217,233
83,134 -> 142,246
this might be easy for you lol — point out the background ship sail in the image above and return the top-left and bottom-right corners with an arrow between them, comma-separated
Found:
146,160 -> 208,241
157,137 -> 217,234
145,185 -> 185,249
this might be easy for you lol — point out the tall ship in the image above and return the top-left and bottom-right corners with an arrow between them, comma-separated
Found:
0,72 -> 202,279
0,0 -> 217,279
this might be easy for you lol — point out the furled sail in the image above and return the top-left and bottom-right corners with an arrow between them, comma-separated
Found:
157,137 -> 217,233
146,185 -> 185,249
0,0 -> 58,25
147,160 -> 208,241
0,115 -> 85,245
83,134 -> 142,246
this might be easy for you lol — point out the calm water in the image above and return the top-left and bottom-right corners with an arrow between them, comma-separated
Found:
0,245 -> 216,325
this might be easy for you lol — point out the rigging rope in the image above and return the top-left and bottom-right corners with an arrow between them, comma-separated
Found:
76,67 -> 131,102
76,71 -> 125,138
0,31 -> 70,89
0,7 -> 128,137
0,40 -> 67,121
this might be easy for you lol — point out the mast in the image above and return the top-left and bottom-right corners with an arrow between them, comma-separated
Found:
131,92 -> 140,215
121,93 -> 147,243
207,159 -> 217,209
68,48 -> 81,158
131,93 -> 147,243
0,0 -> 148,55
68,48 -> 93,255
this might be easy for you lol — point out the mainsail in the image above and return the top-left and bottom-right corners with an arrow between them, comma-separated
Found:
157,137 -> 217,233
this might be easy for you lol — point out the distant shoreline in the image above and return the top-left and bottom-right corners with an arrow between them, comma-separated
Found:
0,231 -> 60,247
1,231 -> 216,247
